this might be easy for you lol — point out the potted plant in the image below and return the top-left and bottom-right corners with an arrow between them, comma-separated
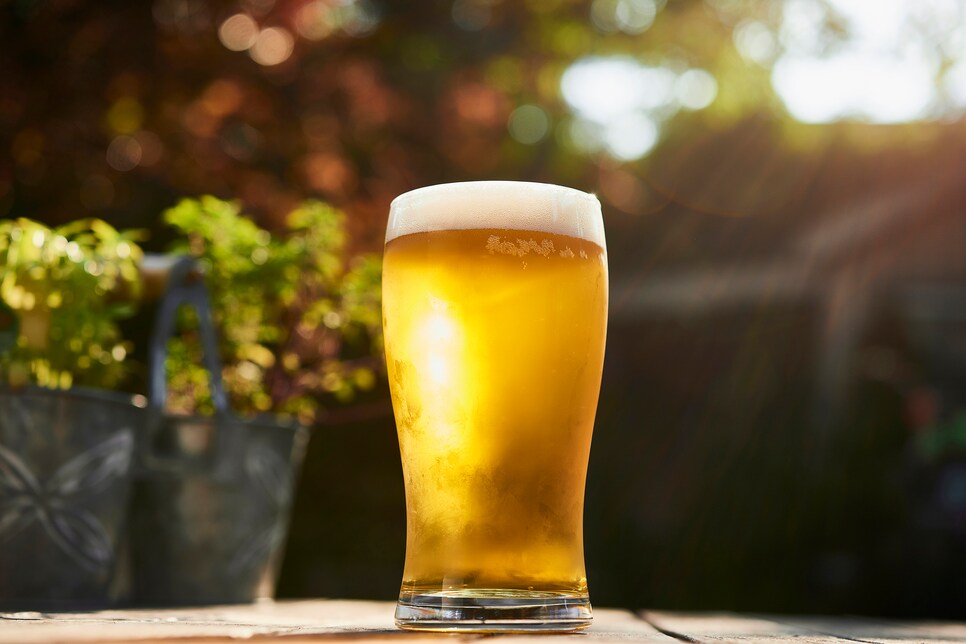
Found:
160,196 -> 382,424
0,217 -> 146,609
127,196 -> 382,605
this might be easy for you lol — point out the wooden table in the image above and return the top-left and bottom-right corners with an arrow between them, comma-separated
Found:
2,600 -> 965,644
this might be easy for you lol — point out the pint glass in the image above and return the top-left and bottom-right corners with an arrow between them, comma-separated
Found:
383,181 -> 608,631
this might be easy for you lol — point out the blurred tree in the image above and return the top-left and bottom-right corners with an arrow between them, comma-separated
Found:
1,0 -> 961,244
0,1 -> 780,236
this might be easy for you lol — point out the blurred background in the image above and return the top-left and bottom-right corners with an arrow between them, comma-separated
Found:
2,0 -> 966,619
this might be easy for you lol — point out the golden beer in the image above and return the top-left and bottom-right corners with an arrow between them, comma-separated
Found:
383,182 -> 607,631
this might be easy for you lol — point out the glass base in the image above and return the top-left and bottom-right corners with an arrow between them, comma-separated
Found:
395,589 -> 592,632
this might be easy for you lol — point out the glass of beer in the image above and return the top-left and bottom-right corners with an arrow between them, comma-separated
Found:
382,181 -> 608,632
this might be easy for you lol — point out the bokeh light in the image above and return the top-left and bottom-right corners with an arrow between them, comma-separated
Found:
452,0 -> 491,31
675,69 -> 718,110
134,131 -> 164,166
294,0 -> 380,40
733,20 -> 778,66
241,0 -> 275,18
152,0 -> 209,34
201,80 -> 243,117
507,105 -> 550,145
295,1 -> 335,40
561,56 -> 715,160
336,0 -> 381,37
249,27 -> 294,66
218,13 -> 259,51
106,136 -> 143,171
591,0 -> 663,35
564,117 -> 604,155
106,98 -> 145,134
603,112 -> 658,161
561,57 -> 674,121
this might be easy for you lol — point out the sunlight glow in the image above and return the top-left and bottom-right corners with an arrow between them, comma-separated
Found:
561,57 -> 669,121
561,56 -> 717,161
603,112 -> 659,161
773,54 -> 934,124
421,308 -> 461,398
427,354 -> 448,385
420,308 -> 458,386
772,0 -> 966,123
424,310 -> 456,344
944,60 -> 966,106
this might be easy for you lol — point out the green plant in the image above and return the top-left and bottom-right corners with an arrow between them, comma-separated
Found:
163,196 -> 382,424
0,218 -> 144,389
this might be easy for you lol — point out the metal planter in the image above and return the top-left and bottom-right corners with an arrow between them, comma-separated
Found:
127,258 -> 309,605
0,387 -> 144,610
128,415 -> 308,605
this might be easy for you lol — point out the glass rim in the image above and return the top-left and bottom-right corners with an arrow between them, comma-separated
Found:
389,180 -> 599,210
385,181 -> 605,247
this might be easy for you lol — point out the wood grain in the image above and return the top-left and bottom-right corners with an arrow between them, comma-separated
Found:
643,611 -> 966,644
2,601 -> 963,644
642,611 -> 849,643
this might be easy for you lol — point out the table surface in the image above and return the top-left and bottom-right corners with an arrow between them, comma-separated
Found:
2,600 -> 964,644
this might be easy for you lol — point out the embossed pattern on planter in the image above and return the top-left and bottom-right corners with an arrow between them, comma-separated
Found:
0,433 -> 133,573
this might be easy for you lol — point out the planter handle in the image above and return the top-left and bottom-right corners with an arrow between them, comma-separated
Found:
148,256 -> 228,415
143,256 -> 237,478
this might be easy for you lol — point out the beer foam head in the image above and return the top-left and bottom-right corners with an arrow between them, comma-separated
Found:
386,181 -> 605,248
